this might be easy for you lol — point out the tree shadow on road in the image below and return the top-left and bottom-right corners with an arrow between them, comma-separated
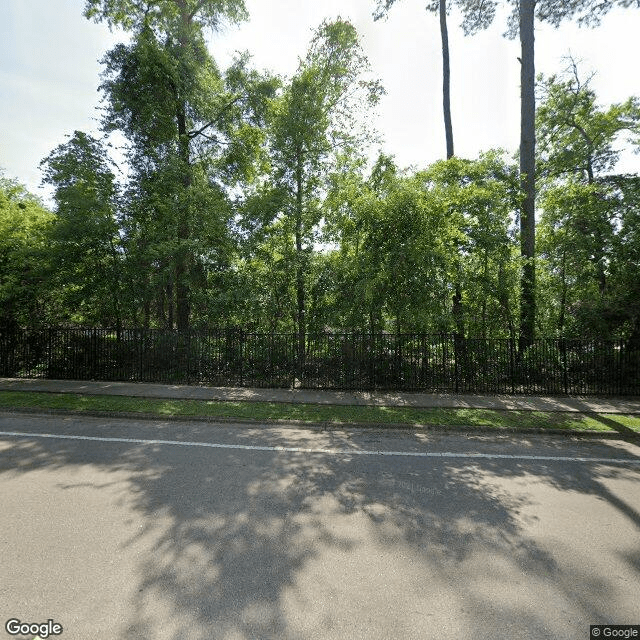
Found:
0,415 -> 639,639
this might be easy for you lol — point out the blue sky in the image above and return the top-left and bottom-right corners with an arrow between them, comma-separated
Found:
1,0 -> 639,201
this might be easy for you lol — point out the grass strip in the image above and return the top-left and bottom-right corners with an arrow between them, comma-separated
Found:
0,390 -> 639,434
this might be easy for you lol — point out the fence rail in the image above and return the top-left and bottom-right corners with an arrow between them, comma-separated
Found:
1,327 -> 639,396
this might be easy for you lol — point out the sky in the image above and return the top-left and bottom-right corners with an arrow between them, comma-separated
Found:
1,0 -> 639,202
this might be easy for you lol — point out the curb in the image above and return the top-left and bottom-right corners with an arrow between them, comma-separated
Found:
1,406 -> 637,441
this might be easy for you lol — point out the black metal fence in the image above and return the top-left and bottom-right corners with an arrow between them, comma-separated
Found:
1,327 -> 639,395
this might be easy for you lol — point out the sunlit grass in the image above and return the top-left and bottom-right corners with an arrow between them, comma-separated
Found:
0,390 -> 638,434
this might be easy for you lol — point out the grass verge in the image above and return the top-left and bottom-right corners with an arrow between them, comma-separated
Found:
0,390 -> 639,435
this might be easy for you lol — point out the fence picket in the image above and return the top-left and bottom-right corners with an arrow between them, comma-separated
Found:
0,326 -> 637,396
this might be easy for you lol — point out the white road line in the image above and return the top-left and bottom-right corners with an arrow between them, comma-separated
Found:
0,430 -> 639,465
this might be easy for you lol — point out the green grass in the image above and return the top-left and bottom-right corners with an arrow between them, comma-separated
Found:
0,390 -> 639,434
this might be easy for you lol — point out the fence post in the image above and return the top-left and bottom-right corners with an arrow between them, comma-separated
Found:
509,338 -> 515,394
454,334 -> 459,394
91,327 -> 97,380
561,338 -> 568,395
239,330 -> 244,387
46,327 -> 52,378
186,330 -> 192,385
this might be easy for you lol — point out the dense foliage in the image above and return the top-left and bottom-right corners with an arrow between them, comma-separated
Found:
1,1 -> 639,345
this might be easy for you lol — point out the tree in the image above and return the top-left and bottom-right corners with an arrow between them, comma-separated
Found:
325,150 -> 519,337
421,152 -> 520,339
374,0 -> 455,159
375,0 -> 472,337
257,18 -> 382,365
323,153 -> 389,333
0,175 -> 53,329
40,131 -> 124,329
457,0 -> 640,346
537,60 -> 640,187
87,0 -> 274,330
327,164 -> 446,334
535,63 -> 640,337
84,0 -> 248,33
608,176 -> 640,341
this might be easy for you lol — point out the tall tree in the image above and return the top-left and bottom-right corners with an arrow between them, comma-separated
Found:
374,0 -> 455,159
536,63 -> 640,337
84,0 -> 248,33
325,151 -> 519,337
519,0 -> 536,348
40,131 -> 124,329
457,0 -> 640,346
0,175 -> 54,329
259,19 -> 382,368
85,0 -> 270,331
537,60 -> 640,187
374,1 -> 472,338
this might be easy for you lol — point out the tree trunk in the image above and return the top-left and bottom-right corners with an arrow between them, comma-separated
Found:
166,279 -> 174,330
176,106 -> 191,332
107,237 -> 123,334
481,248 -> 489,339
295,148 -> 305,375
583,152 -> 607,296
175,8 -> 193,333
519,0 -> 537,349
558,246 -> 567,335
452,283 -> 464,335
440,0 -> 454,160
439,1 -> 464,340
143,297 -> 151,331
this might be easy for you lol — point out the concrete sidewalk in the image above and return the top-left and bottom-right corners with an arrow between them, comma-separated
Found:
1,377 -> 640,414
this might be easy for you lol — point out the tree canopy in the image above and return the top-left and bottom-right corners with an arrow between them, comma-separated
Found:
0,1 -> 636,351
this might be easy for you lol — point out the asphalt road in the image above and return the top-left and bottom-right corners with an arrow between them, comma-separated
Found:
0,411 -> 639,640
